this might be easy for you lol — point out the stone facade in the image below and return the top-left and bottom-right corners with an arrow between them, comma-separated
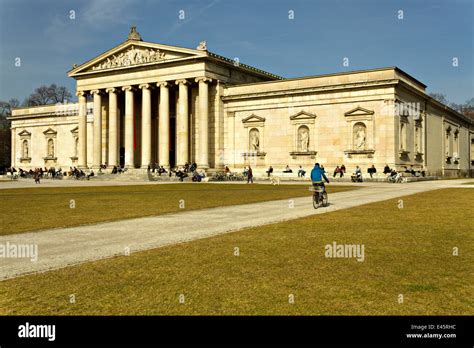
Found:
9,27 -> 474,177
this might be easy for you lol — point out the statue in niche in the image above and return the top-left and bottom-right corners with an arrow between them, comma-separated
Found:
298,126 -> 310,152
354,123 -> 366,149
249,129 -> 260,152
48,139 -> 54,157
23,140 -> 28,158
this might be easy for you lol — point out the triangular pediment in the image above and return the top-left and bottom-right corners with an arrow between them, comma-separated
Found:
242,114 -> 265,123
18,130 -> 31,137
68,40 -> 207,77
344,106 -> 374,117
289,111 -> 317,120
70,126 -> 79,134
43,128 -> 57,135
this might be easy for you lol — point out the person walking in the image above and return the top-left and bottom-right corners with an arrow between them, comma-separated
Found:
34,170 -> 41,184
247,165 -> 254,184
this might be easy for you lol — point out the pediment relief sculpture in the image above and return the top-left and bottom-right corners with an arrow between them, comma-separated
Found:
91,46 -> 167,71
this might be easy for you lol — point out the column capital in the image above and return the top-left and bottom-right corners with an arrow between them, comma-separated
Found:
122,85 -> 134,92
139,83 -> 151,90
105,87 -> 117,94
76,91 -> 86,97
195,76 -> 213,84
175,79 -> 190,86
156,81 -> 169,88
90,89 -> 102,95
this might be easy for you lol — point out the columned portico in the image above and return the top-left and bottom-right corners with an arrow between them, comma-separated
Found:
77,91 -> 87,168
91,90 -> 102,168
195,77 -> 212,168
140,84 -> 152,168
176,79 -> 189,166
157,81 -> 170,169
78,79 -> 213,172
122,86 -> 135,168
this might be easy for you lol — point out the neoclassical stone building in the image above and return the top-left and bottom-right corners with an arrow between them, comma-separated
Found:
10,27 -> 474,177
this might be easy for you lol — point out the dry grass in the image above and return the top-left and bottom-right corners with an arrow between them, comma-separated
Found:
0,183 -> 354,235
0,188 -> 472,315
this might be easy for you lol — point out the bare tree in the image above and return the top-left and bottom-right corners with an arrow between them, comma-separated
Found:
428,93 -> 448,105
0,98 -> 19,118
0,98 -> 18,169
23,84 -> 72,106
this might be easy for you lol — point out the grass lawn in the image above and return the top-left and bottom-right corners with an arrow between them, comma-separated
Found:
0,188 -> 472,315
0,183 -> 354,236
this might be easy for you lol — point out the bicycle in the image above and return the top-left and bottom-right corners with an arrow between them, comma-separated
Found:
311,183 -> 328,209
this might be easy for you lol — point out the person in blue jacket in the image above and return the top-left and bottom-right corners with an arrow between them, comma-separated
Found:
310,163 -> 330,192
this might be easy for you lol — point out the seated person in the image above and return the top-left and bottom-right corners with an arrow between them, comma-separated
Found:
368,165 -> 377,178
351,166 -> 363,182
340,164 -> 346,177
383,164 -> 391,174
298,165 -> 306,177
283,165 -> 292,173
87,170 -> 95,180
266,166 -> 273,177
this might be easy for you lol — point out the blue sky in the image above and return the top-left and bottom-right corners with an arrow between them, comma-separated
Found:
0,0 -> 472,104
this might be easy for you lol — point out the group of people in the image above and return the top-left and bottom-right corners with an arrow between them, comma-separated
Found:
162,162 -> 206,182
8,166 -> 64,183
265,165 -> 308,177
333,165 -> 347,178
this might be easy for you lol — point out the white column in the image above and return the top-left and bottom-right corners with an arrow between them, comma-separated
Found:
122,86 -> 135,168
77,91 -> 87,168
106,88 -> 118,167
157,81 -> 170,168
91,90 -> 102,168
195,77 -> 212,168
176,79 -> 189,166
139,84 -> 152,168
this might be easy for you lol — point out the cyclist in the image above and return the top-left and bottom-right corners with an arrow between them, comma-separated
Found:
311,162 -> 330,192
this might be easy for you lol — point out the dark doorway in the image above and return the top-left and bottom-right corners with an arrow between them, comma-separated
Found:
170,117 -> 176,168
119,147 -> 125,167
